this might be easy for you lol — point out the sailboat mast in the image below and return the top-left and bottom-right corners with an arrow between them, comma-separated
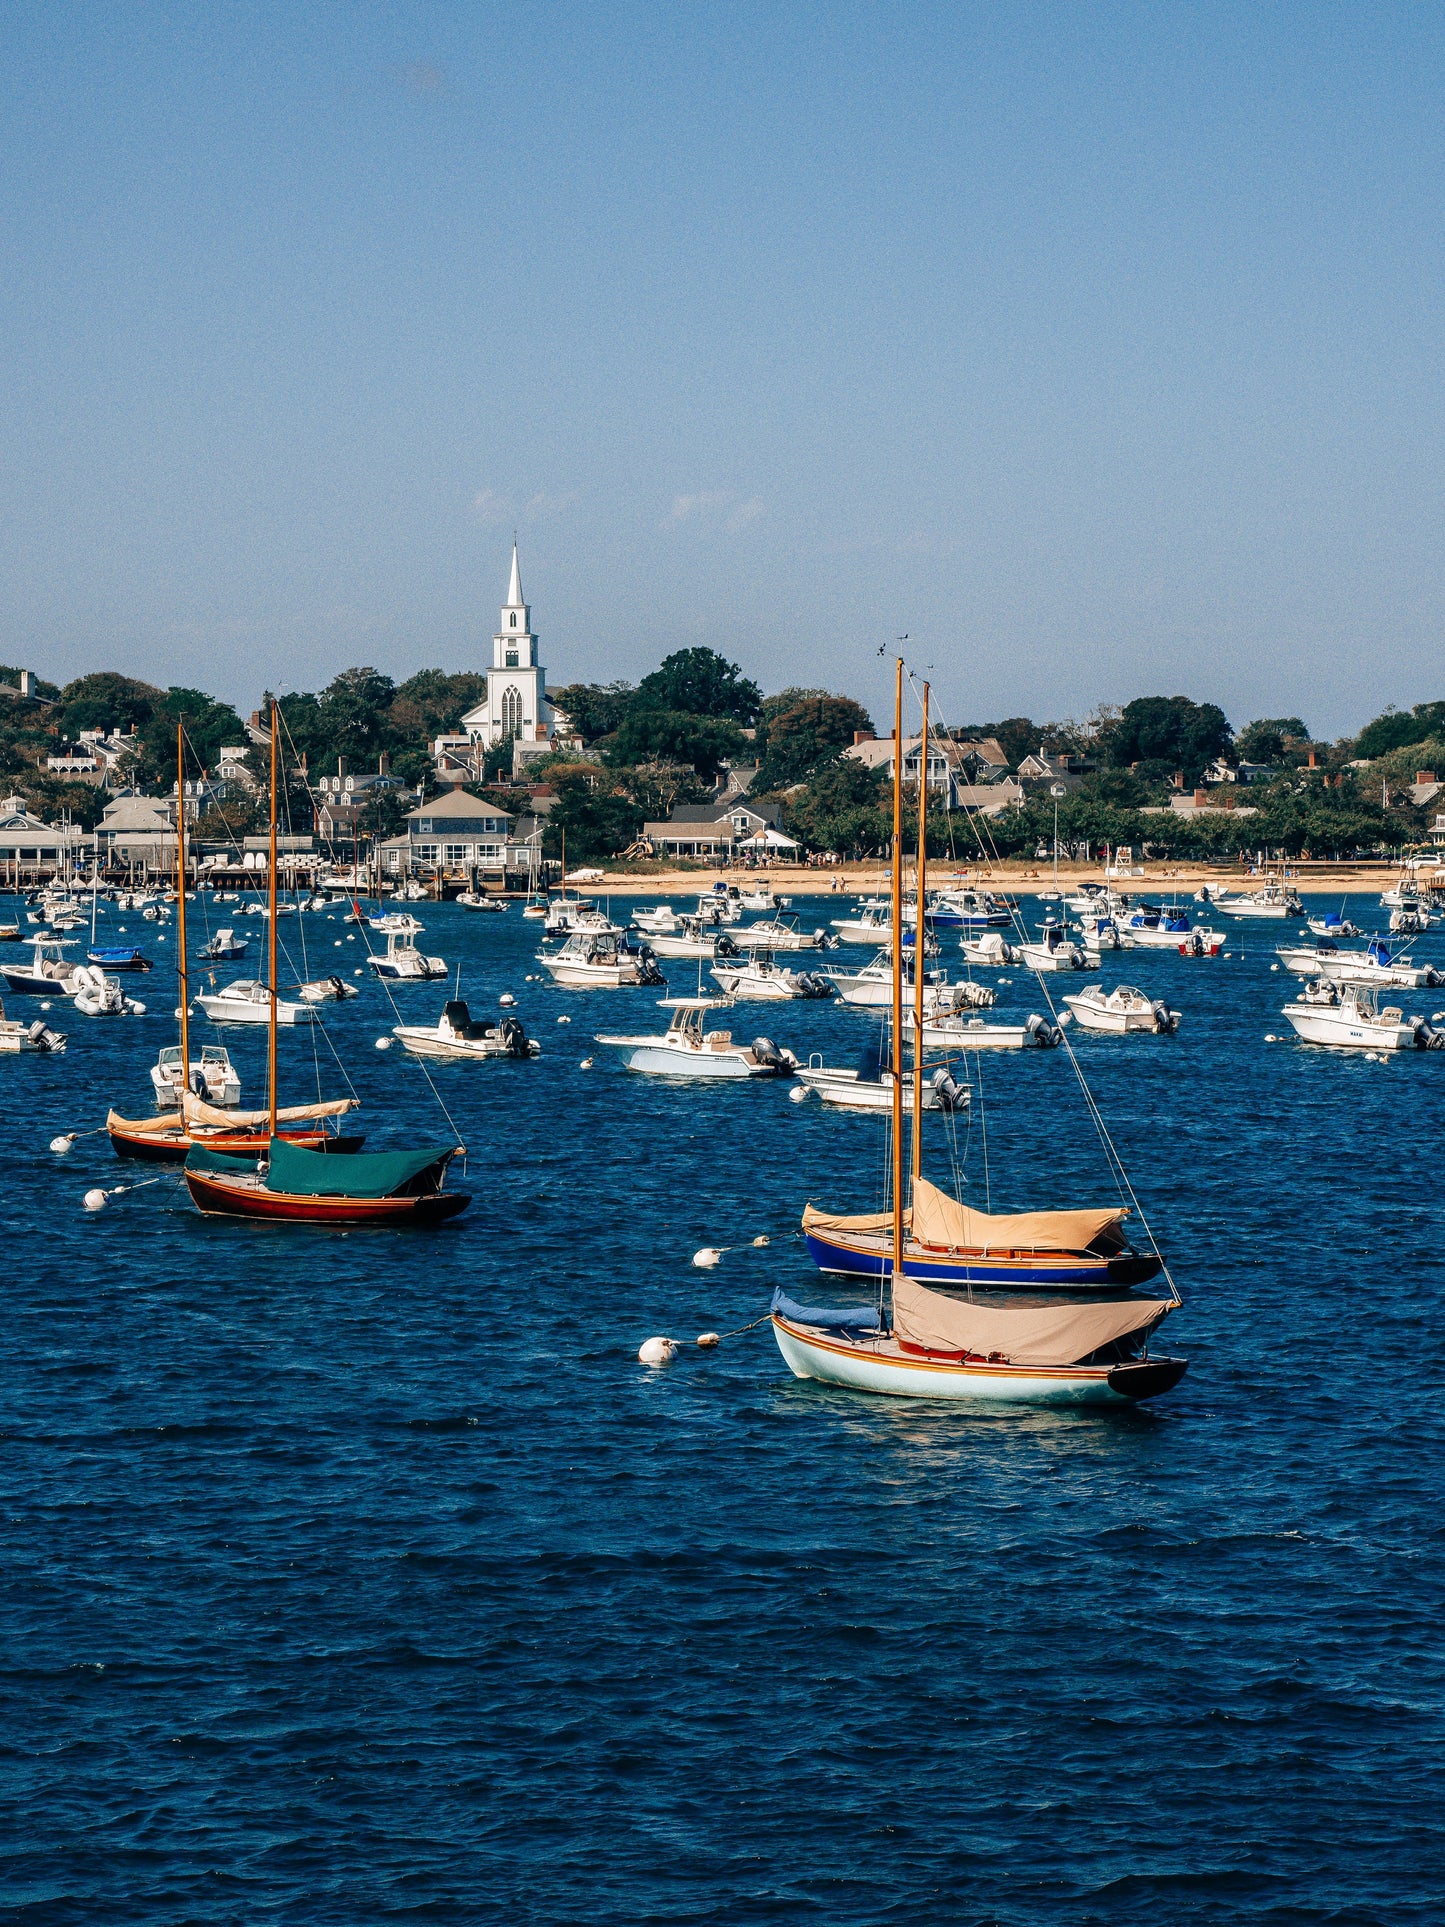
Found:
176,721 -> 190,1090
912,682 -> 929,1187
890,656 -> 905,1292
267,699 -> 279,1137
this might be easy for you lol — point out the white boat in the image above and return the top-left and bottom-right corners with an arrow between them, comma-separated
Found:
150,1043 -> 241,1108
72,964 -> 146,1016
1,937 -> 83,996
733,913 -> 834,951
904,1007 -> 1065,1049
1274,936 -> 1439,989
370,911 -> 425,936
1281,978 -> 1436,1051
1117,907 -> 1197,949
645,919 -> 744,961
930,886 -> 1011,929
830,901 -> 894,943
299,973 -> 362,1003
1213,882 -> 1303,919
1306,914 -> 1360,938
199,928 -> 248,960
1076,914 -> 1130,954
595,996 -> 797,1078
710,953 -> 834,1000
738,884 -> 782,911
795,1052 -> 969,1112
632,905 -> 682,935
1061,983 -> 1180,1034
537,930 -> 667,989
455,891 -> 505,912
194,979 -> 317,1025
368,930 -> 448,982
960,930 -> 1022,967
1018,925 -> 1087,972
695,888 -> 744,925
393,1000 -> 540,1061
0,1002 -> 66,1052
826,950 -> 950,1009
544,896 -> 622,937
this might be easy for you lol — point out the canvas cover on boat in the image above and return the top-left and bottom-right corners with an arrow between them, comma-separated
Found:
891,1276 -> 1168,1365
181,1092 -> 357,1128
107,1107 -> 185,1136
185,1144 -> 262,1174
263,1136 -> 452,1198
803,1178 -> 1128,1254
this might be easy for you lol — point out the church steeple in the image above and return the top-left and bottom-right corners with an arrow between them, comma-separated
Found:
492,540 -> 535,670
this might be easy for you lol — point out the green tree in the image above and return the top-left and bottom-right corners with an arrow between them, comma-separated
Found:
603,708 -> 745,778
1108,696 -> 1233,785
634,648 -> 761,724
390,669 -> 489,739
135,687 -> 245,785
550,681 -> 635,744
540,765 -> 643,862
1235,716 -> 1308,764
1355,700 -> 1445,760
59,671 -> 164,738
752,692 -> 873,790
782,758 -> 889,857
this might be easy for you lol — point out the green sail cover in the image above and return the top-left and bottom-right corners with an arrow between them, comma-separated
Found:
263,1136 -> 452,1198
186,1144 -> 263,1175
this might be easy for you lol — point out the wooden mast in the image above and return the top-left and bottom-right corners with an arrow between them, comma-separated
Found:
890,656 -> 905,1298
267,699 -> 279,1138
176,721 -> 190,1092
911,681 -> 929,1189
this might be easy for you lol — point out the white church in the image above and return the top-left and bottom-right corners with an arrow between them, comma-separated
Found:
458,543 -> 574,774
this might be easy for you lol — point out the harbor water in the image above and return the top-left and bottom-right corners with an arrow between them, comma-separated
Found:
2,893 -> 1441,1922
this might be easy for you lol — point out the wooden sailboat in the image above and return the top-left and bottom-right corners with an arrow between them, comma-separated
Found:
182,703 -> 470,1225
107,721 -> 364,1162
769,664 -> 1186,1405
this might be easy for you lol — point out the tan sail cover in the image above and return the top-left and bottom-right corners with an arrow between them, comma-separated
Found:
107,1108 -> 185,1135
180,1091 -> 358,1128
803,1178 -> 1127,1254
892,1275 -> 1168,1365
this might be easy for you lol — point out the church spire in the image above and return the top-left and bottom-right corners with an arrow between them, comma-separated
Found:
506,539 -> 523,609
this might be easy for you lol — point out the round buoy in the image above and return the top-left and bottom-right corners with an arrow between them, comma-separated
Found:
334,940 -> 342,948
579,1057 -> 594,1070
753,1234 -> 770,1247
173,1006 -> 185,1019
638,1336 -> 677,1365
354,968 -> 363,977
346,934 -> 355,942
83,1189 -> 108,1212
375,1036 -> 392,1050
39,1001 -> 51,1012
998,977 -> 1010,985
499,992 -> 516,1006
697,1332 -> 720,1349
693,1247 -> 723,1269
1270,963 -> 1279,972
557,1015 -> 571,1025
788,1084 -> 808,1104
1264,1033 -> 1278,1043
131,1001 -> 146,1015
50,1134 -> 74,1154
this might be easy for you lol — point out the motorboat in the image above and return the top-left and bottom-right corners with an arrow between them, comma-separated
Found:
1390,905 -> 1432,935
595,996 -> 798,1078
830,900 -> 894,943
455,891 -> 505,912
795,1045 -> 969,1113
1018,923 -> 1086,972
393,1000 -> 540,1061
738,884 -> 782,912
71,965 -> 146,1017
2,937 -> 83,996
709,953 -> 834,1000
644,919 -> 744,961
0,1002 -> 66,1052
1281,978 -> 1443,1051
826,949 -> 950,1009
85,944 -> 152,971
1118,906 -> 1198,949
544,892 -> 621,937
370,911 -> 425,935
151,1043 -> 242,1109
632,905 -> 682,935
368,930 -> 448,982
801,1175 -> 1163,1291
1306,912 -> 1360,939
198,928 -> 248,960
1213,881 -> 1303,919
1061,983 -> 1180,1034
299,974 -> 362,1002
930,887 -> 1011,929
696,886 -> 744,925
903,1007 -> 1065,1050
1175,927 -> 1225,957
1275,935 -> 1439,989
1076,914 -> 1129,955
194,979 -> 317,1025
1064,883 -> 1119,915
536,929 -> 667,989
732,913 -> 835,951
960,930 -> 1022,967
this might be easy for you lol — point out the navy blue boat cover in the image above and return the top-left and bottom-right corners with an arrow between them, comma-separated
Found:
770,1287 -> 880,1332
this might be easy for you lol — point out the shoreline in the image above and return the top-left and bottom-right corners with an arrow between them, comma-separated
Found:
576,860 -> 1419,897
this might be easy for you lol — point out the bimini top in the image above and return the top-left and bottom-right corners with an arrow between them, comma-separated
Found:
804,1176 -> 1130,1255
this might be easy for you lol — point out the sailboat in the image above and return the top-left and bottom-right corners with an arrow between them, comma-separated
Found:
106,721 -> 365,1164
769,664 -> 1187,1406
182,702 -> 470,1223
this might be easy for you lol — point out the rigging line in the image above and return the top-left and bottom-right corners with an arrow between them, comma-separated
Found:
346,907 -> 467,1152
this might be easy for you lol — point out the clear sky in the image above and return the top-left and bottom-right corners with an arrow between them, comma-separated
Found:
2,4 -> 1444,737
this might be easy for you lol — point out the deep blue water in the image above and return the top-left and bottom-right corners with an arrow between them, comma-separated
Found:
3,889 -> 1442,1924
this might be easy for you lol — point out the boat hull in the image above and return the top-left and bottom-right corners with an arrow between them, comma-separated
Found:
803,1226 -> 1161,1289
183,1169 -> 469,1222
1281,1007 -> 1415,1050
772,1318 -> 1183,1404
624,1044 -> 775,1078
110,1126 -> 366,1163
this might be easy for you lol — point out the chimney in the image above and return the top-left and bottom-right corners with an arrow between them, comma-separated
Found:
853,730 -> 874,746
1172,770 -> 1185,790
1417,771 -> 1436,786
1307,749 -> 1318,768
378,750 -> 390,776
336,755 -> 347,779
1194,789 -> 1209,808
18,670 -> 32,697
249,711 -> 260,728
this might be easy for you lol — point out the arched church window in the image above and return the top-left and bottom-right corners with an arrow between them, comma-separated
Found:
510,613 -> 517,628
502,687 -> 523,739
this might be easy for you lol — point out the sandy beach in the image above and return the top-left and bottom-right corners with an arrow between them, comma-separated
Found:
581,858 -> 1422,896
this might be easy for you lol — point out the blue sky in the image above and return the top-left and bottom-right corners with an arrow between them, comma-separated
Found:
2,4 -> 1444,737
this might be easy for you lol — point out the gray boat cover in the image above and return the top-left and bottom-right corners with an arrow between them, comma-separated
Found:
891,1276 -> 1169,1365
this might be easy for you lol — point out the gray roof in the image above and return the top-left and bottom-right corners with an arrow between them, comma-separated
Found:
405,791 -> 514,824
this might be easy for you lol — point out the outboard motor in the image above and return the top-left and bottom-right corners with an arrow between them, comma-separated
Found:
715,933 -> 739,959
1408,1015 -> 1445,1049
930,1066 -> 968,1111
1151,999 -> 1180,1035
1423,965 -> 1442,988
636,945 -> 667,987
498,1015 -> 531,1057
1024,1013 -> 1063,1049
798,972 -> 833,999
751,1037 -> 788,1073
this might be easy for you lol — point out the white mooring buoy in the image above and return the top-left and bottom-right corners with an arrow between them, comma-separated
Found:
375,1037 -> 392,1050
579,1057 -> 594,1070
693,1247 -> 723,1269
83,1189 -> 108,1212
499,993 -> 517,1006
697,1332 -> 720,1349
638,1336 -> 677,1365
50,1134 -> 75,1154
788,1084 -> 808,1104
